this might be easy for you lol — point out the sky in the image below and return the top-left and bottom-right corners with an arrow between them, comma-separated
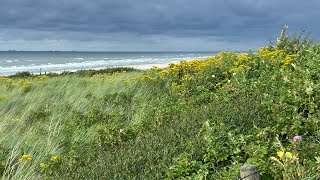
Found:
0,0 -> 319,51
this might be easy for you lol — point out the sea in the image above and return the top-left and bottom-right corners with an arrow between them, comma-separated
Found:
0,51 -> 217,76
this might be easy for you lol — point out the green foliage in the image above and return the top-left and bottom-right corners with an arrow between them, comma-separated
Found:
0,27 -> 320,179
9,71 -> 32,78
0,145 -> 9,177
52,67 -> 138,77
275,25 -> 313,54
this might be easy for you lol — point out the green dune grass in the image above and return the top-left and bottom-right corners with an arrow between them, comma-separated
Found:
1,28 -> 320,179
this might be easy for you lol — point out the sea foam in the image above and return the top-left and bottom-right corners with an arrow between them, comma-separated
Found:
0,52 -> 213,76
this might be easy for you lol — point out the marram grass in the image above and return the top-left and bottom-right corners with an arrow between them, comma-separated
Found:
1,28 -> 320,179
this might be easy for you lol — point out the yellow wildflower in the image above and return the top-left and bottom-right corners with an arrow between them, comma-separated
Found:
35,75 -> 49,81
0,77 -> 11,82
23,82 -> 32,92
277,151 -> 284,160
285,152 -> 293,158
237,53 -> 249,61
298,173 -> 301,177
40,162 -> 45,168
229,65 -> 250,73
258,47 -> 286,63
20,154 -> 32,161
281,54 -> 296,65
160,70 -> 169,76
51,155 -> 59,162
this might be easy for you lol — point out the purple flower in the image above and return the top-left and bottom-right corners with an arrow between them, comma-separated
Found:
120,128 -> 124,133
293,135 -> 302,141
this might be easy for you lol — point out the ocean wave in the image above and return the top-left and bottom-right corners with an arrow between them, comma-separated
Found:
2,60 -> 19,63
0,55 -> 210,75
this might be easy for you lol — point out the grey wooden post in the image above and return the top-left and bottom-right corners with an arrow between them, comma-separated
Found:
240,165 -> 261,180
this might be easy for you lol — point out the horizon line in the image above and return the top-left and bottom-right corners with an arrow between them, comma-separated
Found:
0,50 -> 247,53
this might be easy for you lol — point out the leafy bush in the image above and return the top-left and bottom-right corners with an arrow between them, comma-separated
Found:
9,71 -> 33,78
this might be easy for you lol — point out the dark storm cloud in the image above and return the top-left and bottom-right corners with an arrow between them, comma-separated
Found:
0,0 -> 319,50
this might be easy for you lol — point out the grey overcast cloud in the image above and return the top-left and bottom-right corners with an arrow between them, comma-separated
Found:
0,0 -> 319,51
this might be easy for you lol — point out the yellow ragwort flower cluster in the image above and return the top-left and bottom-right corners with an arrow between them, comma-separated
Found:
20,154 -> 32,161
34,75 -> 49,81
40,162 -> 45,168
51,155 -> 59,162
258,47 -> 297,65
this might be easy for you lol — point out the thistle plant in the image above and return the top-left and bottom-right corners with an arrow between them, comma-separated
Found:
275,25 -> 312,54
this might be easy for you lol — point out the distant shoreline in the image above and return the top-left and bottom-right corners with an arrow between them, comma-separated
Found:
0,50 -> 219,53
0,51 -> 214,76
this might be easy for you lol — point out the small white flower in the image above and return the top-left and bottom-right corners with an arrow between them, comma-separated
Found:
212,75 -> 215,78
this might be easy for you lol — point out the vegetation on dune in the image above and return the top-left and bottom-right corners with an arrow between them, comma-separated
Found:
0,27 -> 320,179
7,66 -> 138,78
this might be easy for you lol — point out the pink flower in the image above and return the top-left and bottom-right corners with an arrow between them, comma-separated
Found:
120,128 -> 124,133
294,44 -> 299,51
293,135 -> 302,141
